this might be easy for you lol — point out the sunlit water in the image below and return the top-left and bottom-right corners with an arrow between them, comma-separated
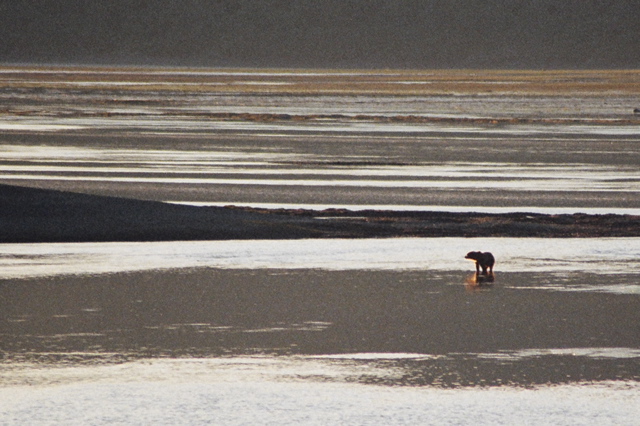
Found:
1,70 -> 639,210
1,360 -> 639,425
1,237 -> 639,283
1,237 -> 639,423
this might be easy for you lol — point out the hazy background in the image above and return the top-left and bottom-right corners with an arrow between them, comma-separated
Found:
1,0 -> 639,69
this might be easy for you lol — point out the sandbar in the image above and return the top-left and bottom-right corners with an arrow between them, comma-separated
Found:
1,183 -> 638,243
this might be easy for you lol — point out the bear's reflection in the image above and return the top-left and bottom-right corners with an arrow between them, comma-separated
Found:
465,272 -> 495,289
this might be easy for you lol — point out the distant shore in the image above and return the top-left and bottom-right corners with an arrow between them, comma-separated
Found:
2,67 -> 640,96
1,184 -> 638,243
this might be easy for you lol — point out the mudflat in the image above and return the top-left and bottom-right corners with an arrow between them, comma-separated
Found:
1,67 -> 639,217
2,266 -> 639,386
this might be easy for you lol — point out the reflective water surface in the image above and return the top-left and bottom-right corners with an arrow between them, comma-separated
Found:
1,70 -> 639,211
1,238 -> 639,424
1,363 -> 639,425
1,237 -> 639,280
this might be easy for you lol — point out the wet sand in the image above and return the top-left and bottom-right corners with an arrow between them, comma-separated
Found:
1,183 -> 639,243
2,267 -> 639,386
2,67 -> 639,216
2,236 -> 639,423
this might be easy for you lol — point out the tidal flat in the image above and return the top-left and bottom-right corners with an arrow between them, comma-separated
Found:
0,67 -> 639,424
2,237 -> 640,424
1,239 -> 639,424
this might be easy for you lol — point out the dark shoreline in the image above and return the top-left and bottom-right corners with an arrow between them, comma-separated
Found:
1,183 -> 638,243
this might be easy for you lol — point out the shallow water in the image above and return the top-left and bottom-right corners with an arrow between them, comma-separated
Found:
173,202 -> 640,215
1,363 -> 639,425
1,135 -> 638,210
0,238 -> 639,280
1,70 -> 639,211
1,238 -> 640,423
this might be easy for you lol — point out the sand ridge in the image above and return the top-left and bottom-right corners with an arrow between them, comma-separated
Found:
1,184 -> 637,243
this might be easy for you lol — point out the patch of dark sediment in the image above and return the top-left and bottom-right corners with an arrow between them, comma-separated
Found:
0,183 -> 638,243
233,206 -> 640,239
0,184 -> 326,243
199,113 -> 640,126
11,110 -> 640,125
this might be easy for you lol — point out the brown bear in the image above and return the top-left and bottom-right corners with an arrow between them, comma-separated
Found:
465,251 -> 495,274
